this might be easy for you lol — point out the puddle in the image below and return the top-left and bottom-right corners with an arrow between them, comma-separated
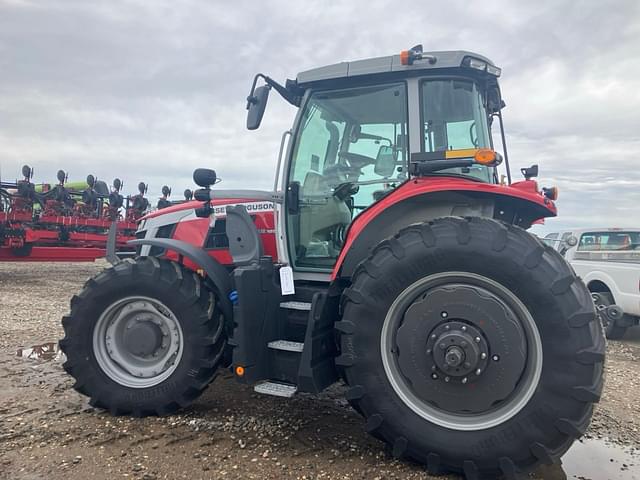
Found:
16,342 -> 64,361
531,438 -> 640,479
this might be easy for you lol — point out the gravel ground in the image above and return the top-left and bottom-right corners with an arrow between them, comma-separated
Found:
1,261 -> 639,480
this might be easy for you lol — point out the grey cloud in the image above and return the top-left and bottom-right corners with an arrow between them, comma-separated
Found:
0,0 -> 639,229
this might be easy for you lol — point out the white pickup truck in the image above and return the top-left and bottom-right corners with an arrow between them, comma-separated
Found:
544,228 -> 640,339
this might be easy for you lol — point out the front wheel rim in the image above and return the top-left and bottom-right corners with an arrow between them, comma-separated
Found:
93,296 -> 184,389
380,272 -> 543,431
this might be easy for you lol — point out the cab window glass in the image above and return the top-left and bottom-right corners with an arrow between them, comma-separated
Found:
421,79 -> 492,182
288,83 -> 408,270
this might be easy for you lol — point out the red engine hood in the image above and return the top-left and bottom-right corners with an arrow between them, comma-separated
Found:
140,197 -> 267,221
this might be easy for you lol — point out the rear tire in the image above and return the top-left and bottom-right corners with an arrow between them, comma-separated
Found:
338,217 -> 604,479
59,257 -> 227,416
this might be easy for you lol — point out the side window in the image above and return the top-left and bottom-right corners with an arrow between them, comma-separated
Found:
578,231 -> 640,251
290,106 -> 344,195
577,234 -> 596,251
421,79 -> 493,183
422,80 -> 489,152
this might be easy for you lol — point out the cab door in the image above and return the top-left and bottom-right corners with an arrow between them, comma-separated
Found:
283,83 -> 409,272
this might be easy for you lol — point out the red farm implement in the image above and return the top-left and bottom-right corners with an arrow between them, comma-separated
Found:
0,166 -> 149,262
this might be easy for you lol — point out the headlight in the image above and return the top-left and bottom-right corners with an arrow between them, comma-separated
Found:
486,65 -> 502,77
466,57 -> 487,71
463,57 -> 502,77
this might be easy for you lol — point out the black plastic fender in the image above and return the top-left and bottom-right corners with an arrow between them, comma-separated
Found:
128,238 -> 233,321
226,205 -> 264,265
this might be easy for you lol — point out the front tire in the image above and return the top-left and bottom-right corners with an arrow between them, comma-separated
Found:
338,217 -> 604,479
59,257 -> 227,416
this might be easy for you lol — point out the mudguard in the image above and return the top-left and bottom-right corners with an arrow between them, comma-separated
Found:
332,177 -> 557,280
128,238 -> 233,320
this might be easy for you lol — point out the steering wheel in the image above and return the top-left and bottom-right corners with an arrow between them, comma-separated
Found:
338,151 -> 375,169
469,122 -> 479,147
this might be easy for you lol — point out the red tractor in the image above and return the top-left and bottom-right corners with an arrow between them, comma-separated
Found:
60,46 -> 605,479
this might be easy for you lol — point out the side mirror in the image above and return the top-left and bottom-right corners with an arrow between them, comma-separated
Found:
566,236 -> 578,247
193,168 -> 217,188
246,85 -> 270,130
487,87 -> 504,113
521,164 -> 539,180
374,146 -> 397,177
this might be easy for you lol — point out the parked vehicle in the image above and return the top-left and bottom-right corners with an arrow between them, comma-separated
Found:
60,46 -> 605,479
544,228 -> 640,338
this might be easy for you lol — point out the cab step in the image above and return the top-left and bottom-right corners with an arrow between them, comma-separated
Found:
254,381 -> 298,398
268,340 -> 304,352
279,301 -> 312,311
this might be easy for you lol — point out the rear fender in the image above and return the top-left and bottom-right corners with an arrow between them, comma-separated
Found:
128,238 -> 233,320
333,186 -> 556,280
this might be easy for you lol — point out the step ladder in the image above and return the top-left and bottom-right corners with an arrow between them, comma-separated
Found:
268,339 -> 304,352
253,340 -> 304,397
254,381 -> 298,398
279,301 -> 312,311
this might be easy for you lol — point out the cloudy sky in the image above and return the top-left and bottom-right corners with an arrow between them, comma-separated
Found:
1,0 -> 639,233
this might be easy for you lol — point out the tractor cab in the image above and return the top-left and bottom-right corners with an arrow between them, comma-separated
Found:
245,46 -> 534,275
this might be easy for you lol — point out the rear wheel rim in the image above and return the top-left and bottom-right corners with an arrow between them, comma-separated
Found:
93,296 -> 184,388
380,272 -> 543,431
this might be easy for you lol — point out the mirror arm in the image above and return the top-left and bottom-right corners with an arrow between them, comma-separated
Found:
247,73 -> 300,108
264,75 -> 300,106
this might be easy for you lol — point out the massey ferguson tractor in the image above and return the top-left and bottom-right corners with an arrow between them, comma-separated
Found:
60,47 -> 606,479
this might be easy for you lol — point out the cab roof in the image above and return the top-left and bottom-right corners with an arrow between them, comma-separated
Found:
296,50 -> 498,85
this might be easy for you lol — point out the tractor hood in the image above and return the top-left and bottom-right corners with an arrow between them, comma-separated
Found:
140,192 -> 275,222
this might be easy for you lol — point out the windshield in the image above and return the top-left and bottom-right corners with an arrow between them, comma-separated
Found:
421,79 -> 493,182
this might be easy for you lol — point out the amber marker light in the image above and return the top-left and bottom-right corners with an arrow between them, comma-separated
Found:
235,366 -> 245,377
400,50 -> 411,65
474,149 -> 497,165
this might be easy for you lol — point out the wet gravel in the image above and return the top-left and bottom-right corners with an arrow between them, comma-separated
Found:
1,261 -> 639,480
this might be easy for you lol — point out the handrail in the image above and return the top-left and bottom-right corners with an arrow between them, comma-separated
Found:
274,130 -> 292,192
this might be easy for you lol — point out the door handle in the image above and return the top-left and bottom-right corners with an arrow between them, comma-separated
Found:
287,182 -> 300,215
